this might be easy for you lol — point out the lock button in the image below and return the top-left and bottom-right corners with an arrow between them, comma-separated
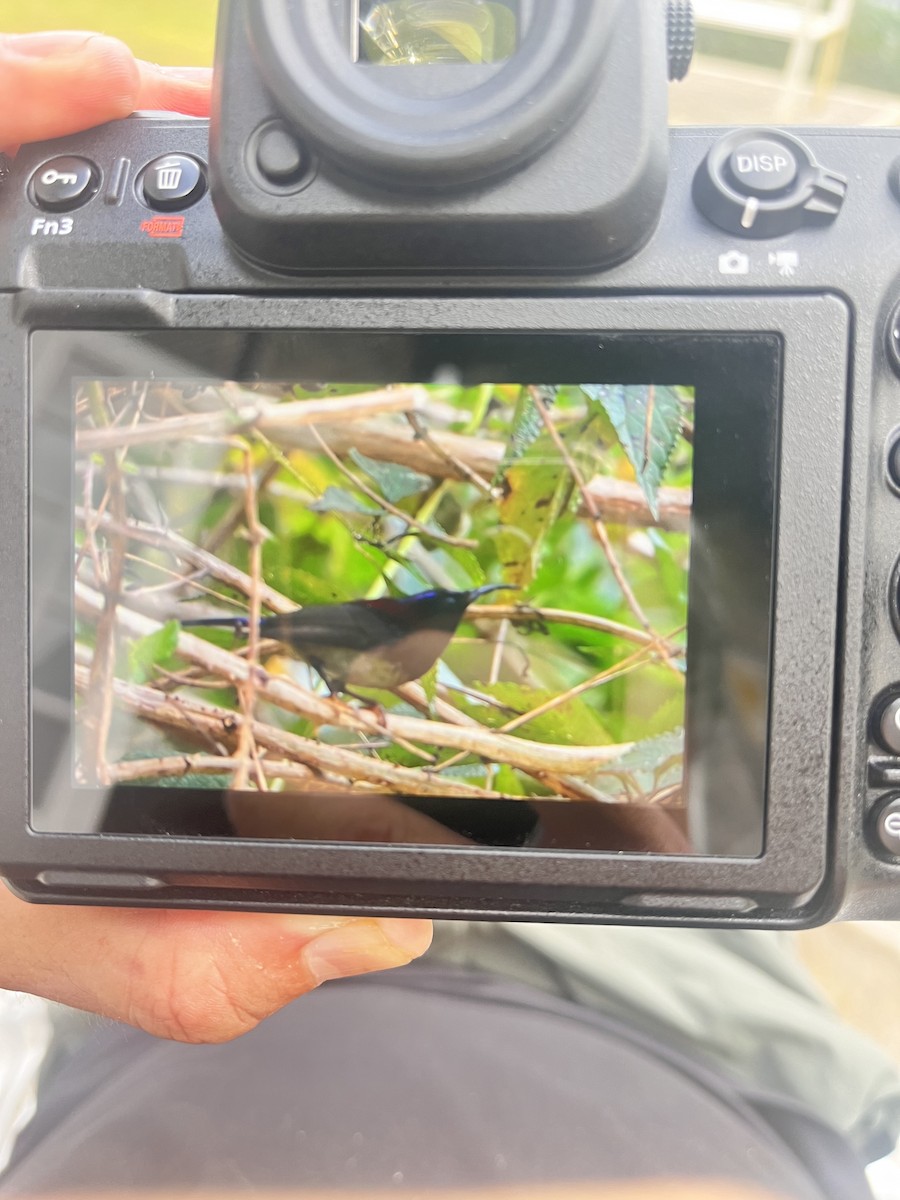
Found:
30,156 -> 99,212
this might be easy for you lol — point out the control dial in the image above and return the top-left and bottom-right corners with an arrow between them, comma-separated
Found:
694,128 -> 847,239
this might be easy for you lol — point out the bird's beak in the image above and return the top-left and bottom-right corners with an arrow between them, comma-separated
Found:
468,584 -> 520,602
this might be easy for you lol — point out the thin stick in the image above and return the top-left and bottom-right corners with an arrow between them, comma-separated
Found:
232,447 -> 266,792
405,410 -> 496,498
80,383 -> 128,786
530,388 -> 652,633
75,583 -> 633,778
76,386 -> 430,455
73,664 -> 518,800
308,426 -> 478,551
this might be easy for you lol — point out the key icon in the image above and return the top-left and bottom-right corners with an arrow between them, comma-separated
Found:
41,168 -> 78,186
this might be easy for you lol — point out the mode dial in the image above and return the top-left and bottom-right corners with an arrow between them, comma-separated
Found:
693,128 -> 847,239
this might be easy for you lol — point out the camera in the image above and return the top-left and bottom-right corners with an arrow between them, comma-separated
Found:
1,0 -> 899,928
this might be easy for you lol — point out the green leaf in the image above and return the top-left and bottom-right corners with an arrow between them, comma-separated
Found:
128,621 -> 179,685
349,449 -> 431,505
494,442 -> 572,588
491,386 -> 549,487
308,486 -> 381,516
596,728 -> 684,801
582,385 -> 682,520
457,681 -> 612,747
420,662 -> 439,713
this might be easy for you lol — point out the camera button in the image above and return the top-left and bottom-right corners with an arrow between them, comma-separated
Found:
31,156 -> 99,212
255,123 -> 307,187
873,795 -> 900,858
727,137 -> 798,197
141,154 -> 206,211
888,436 -> 900,492
888,302 -> 900,381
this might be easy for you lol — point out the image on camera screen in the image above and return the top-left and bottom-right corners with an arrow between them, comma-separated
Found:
72,377 -> 694,844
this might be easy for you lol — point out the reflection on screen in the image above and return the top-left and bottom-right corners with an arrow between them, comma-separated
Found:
73,378 -> 692,829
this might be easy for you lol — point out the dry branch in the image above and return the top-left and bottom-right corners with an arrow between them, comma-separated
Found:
262,417 -> 692,533
73,664 -> 518,800
75,581 -> 633,778
76,386 -> 429,455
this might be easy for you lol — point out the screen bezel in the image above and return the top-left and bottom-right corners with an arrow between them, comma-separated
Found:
0,294 -> 848,920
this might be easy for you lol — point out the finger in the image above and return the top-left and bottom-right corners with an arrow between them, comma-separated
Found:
0,32 -> 139,150
135,61 -> 212,118
0,32 -> 211,152
0,883 -> 432,1044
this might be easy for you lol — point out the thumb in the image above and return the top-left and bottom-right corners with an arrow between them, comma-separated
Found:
0,31 -> 211,152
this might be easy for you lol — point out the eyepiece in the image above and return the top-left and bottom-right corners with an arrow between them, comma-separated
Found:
359,1 -> 518,66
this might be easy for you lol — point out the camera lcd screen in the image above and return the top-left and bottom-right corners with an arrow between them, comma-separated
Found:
30,331 -> 778,858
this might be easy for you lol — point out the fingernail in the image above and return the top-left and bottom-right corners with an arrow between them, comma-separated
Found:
302,919 -> 429,985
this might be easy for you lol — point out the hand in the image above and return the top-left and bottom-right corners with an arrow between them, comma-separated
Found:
0,29 -> 432,1044
0,30 -> 211,153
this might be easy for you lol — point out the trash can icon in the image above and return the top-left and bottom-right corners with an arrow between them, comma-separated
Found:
155,161 -> 183,191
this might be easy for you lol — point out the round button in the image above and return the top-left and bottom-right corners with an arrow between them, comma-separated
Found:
878,697 -> 900,755
255,123 -> 307,186
727,138 -> 798,197
888,302 -> 900,380
30,156 -> 99,212
693,128 -> 847,239
873,794 -> 900,857
888,434 -> 900,493
141,154 -> 206,211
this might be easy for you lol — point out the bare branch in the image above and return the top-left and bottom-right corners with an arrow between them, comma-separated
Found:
264,417 -> 692,533
76,386 -> 430,455
530,388 -> 651,633
74,664 -> 519,801
308,425 -> 478,551
75,582 -> 633,778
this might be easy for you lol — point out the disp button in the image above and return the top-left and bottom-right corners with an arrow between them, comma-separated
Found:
727,137 -> 798,197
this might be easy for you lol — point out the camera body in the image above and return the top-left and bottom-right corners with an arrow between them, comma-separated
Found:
0,0 -> 899,927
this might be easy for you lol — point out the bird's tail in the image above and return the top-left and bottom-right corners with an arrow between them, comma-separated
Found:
180,615 -> 251,630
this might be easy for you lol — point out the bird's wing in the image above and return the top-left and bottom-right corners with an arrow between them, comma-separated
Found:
260,604 -> 404,653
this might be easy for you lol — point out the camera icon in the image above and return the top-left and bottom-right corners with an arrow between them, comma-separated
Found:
718,250 -> 751,276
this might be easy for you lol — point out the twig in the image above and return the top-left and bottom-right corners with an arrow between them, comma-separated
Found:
107,754 -> 313,788
73,664 -> 519,801
74,510 -> 294,615
434,640 -> 666,776
205,460 -> 279,558
80,383 -> 129,786
530,388 -> 652,633
262,417 -> 692,533
75,582 -> 633,778
76,386 -> 430,455
233,448 -> 267,791
405,410 -> 496,498
468,604 -> 684,656
308,426 -> 478,551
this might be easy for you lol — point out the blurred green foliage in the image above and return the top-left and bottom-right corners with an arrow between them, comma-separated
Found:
696,0 -> 900,96
0,0 -> 217,65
